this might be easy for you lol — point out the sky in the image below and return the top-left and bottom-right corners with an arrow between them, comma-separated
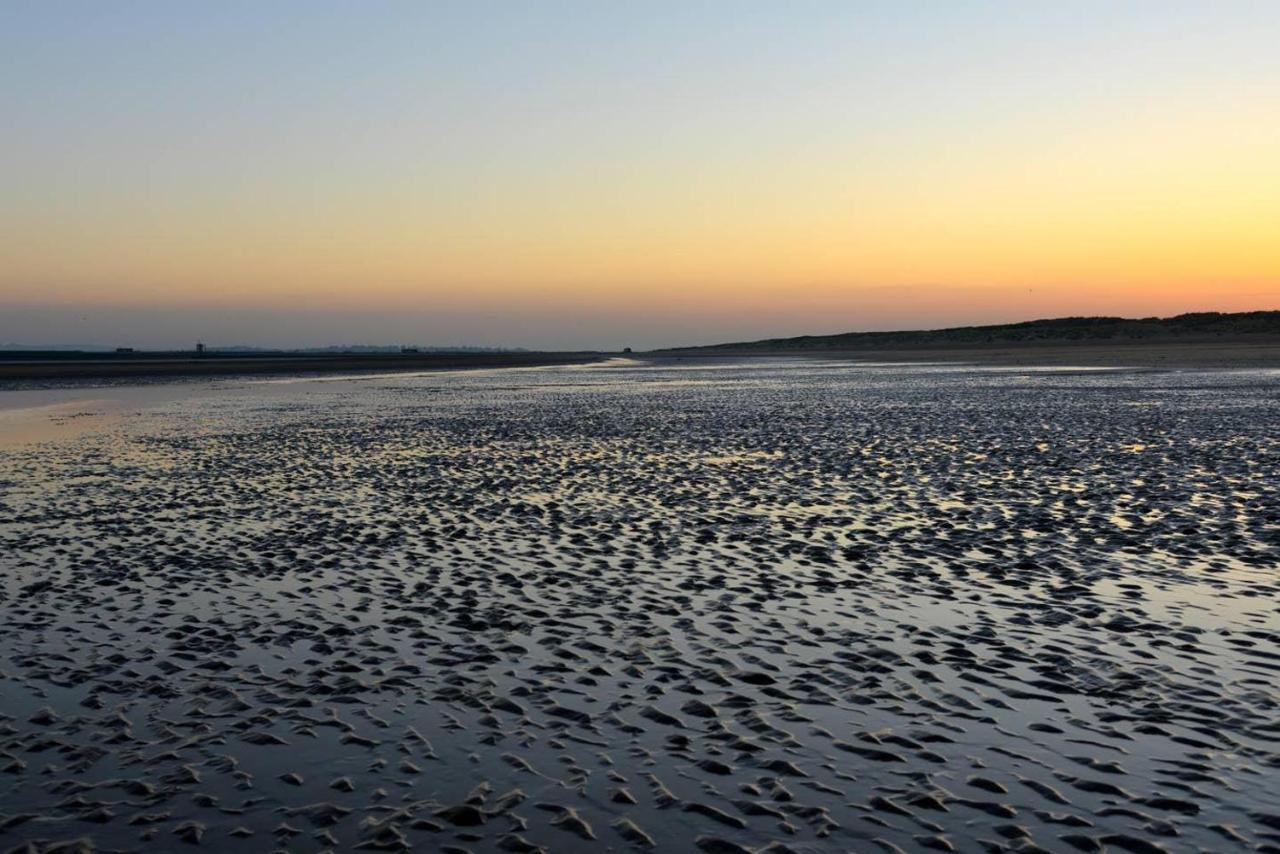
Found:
2,1 -> 1278,350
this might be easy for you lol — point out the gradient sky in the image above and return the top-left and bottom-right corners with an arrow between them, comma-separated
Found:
2,1 -> 1278,349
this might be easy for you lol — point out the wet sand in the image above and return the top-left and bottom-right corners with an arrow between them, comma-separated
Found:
1,359 -> 1278,852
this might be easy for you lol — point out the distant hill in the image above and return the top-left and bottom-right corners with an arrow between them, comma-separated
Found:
666,311 -> 1280,352
0,343 -> 527,356
0,343 -> 114,352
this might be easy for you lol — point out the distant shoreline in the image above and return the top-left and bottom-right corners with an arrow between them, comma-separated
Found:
658,338 -> 1280,369
659,310 -> 1280,368
0,351 -> 605,381
8,338 -> 1280,381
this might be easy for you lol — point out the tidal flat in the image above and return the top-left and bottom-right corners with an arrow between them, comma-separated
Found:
1,359 -> 1278,853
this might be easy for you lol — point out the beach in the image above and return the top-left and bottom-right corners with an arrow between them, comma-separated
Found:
1,358 -> 1277,852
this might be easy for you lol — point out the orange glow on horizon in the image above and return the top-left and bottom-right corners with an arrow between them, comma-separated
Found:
2,4 -> 1278,345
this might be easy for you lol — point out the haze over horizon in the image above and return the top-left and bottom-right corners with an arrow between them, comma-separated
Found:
4,2 -> 1278,350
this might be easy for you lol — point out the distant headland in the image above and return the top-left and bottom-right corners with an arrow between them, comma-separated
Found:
661,311 -> 1280,368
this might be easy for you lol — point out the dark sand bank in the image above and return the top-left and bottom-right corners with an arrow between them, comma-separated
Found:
0,350 -> 606,381
659,338 -> 1280,368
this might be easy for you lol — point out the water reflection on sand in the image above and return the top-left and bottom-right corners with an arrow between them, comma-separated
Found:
0,359 -> 1277,852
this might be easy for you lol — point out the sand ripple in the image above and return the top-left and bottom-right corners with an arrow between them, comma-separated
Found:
1,360 -> 1277,852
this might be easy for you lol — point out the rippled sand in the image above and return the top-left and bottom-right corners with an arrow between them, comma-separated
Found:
1,359 -> 1278,853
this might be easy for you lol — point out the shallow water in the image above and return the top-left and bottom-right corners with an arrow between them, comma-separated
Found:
1,359 -> 1278,853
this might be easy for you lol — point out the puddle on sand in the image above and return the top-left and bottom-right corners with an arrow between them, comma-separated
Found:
0,399 -> 122,447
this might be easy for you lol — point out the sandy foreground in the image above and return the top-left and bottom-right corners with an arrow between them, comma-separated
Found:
0,358 -> 1277,852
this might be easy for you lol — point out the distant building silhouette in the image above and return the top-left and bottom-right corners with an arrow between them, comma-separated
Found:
115,347 -> 134,353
